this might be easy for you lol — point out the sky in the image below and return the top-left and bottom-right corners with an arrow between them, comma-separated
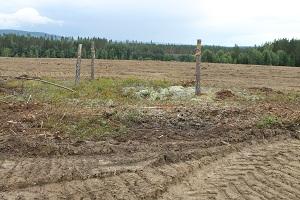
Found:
0,0 -> 299,46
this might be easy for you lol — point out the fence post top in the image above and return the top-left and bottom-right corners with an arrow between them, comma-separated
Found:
196,39 -> 202,55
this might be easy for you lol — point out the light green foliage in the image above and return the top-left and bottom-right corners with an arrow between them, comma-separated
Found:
23,77 -> 171,104
202,49 -> 214,62
1,48 -> 12,57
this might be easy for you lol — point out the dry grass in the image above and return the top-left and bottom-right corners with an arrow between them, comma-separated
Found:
1,57 -> 300,91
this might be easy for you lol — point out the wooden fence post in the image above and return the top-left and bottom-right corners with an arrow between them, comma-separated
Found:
75,44 -> 82,85
91,41 -> 95,80
195,39 -> 202,95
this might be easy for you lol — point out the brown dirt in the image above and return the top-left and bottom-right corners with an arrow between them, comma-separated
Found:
161,139 -> 300,200
0,99 -> 299,199
0,58 -> 300,199
0,57 -> 300,90
215,89 -> 235,100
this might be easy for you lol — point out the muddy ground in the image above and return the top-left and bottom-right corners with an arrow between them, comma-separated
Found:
0,61 -> 300,199
0,97 -> 299,199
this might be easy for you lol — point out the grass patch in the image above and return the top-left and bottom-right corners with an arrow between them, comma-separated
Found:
257,115 -> 281,129
1,77 -> 173,140
20,77 -> 172,104
114,108 -> 144,125
43,113 -> 128,140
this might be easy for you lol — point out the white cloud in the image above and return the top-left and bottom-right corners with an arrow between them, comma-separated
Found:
195,0 -> 300,45
0,8 -> 63,28
0,0 -> 299,45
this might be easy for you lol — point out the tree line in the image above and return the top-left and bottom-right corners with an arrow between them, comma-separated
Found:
0,34 -> 299,67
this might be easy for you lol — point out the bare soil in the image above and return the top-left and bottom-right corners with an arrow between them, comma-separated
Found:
161,139 -> 300,200
0,58 -> 300,199
215,89 -> 235,100
0,57 -> 300,90
0,100 -> 299,199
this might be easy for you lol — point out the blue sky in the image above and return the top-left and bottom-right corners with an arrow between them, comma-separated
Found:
0,0 -> 299,46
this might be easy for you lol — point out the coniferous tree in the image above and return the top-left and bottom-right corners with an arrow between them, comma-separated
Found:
0,34 -> 299,67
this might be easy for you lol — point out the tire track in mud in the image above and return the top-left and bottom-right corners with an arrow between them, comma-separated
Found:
160,139 -> 300,200
0,139 -> 299,199
0,156 -> 154,191
0,149 -> 224,199
0,160 -> 206,200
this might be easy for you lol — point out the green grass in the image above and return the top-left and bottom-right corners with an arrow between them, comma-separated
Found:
6,77 -> 297,140
20,77 -> 172,105
1,77 -> 174,140
42,113 -> 128,140
257,115 -> 281,129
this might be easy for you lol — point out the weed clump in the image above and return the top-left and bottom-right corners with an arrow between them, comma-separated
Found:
257,115 -> 281,128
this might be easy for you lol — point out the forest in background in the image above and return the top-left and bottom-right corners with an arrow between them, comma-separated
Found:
0,34 -> 299,67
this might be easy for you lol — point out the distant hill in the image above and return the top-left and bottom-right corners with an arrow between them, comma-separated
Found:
0,29 -> 62,39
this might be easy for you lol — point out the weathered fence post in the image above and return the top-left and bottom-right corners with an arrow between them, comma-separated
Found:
91,41 -> 95,80
75,44 -> 82,85
195,39 -> 202,95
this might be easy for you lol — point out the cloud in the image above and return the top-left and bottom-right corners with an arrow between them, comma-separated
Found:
0,7 -> 63,28
0,0 -> 299,45
194,0 -> 300,45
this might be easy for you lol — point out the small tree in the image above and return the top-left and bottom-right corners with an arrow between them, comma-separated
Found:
238,53 -> 248,64
231,44 -> 240,62
262,49 -> 272,65
1,48 -> 12,57
220,53 -> 233,63
270,51 -> 279,66
277,50 -> 288,66
248,49 -> 263,65
202,49 -> 214,62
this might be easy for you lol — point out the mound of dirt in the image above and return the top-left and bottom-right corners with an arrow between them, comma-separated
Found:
215,89 -> 235,100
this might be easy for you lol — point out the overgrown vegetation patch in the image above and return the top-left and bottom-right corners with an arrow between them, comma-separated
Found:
257,115 -> 281,129
1,77 -> 299,141
21,77 -> 172,103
